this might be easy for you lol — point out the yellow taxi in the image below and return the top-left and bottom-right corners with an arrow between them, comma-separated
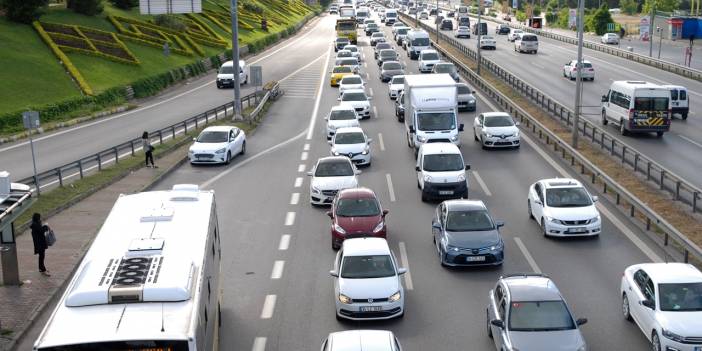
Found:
330,65 -> 354,87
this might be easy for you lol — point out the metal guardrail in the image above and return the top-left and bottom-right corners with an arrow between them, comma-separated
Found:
17,90 -> 262,191
399,12 -> 702,264
399,13 -> 702,215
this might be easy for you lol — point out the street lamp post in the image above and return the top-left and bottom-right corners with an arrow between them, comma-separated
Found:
477,0 -> 482,74
657,26 -> 663,59
230,0 -> 242,121
436,0 -> 440,43
648,3 -> 655,57
572,0 -> 584,148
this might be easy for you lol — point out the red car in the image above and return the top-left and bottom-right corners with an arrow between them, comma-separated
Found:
327,188 -> 388,250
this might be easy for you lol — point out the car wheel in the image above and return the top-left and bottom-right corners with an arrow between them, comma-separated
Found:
601,110 -> 608,125
528,200 -> 534,219
487,309 -> 493,338
622,293 -> 633,321
682,112 -> 688,120
421,191 -> 428,202
225,151 -> 231,165
473,129 -> 479,141
541,218 -> 548,237
480,136 -> 487,150
656,131 -> 664,138
620,119 -> 628,136
240,141 -> 246,155
651,331 -> 661,351
332,241 -> 340,250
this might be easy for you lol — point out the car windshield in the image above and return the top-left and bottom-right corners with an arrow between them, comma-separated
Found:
335,132 -> 366,144
340,255 -> 395,278
522,35 -> 537,41
367,23 -> 378,28
330,109 -> 356,120
422,52 -> 439,60
446,210 -> 494,231
634,97 -> 669,111
381,50 -> 396,57
509,301 -> 576,331
458,26 -> 469,30
434,64 -> 456,74
219,65 -> 242,74
423,153 -> 464,172
336,197 -> 380,217
391,76 -> 405,84
342,92 -> 367,101
412,37 -> 430,46
397,28 -> 409,34
377,43 -> 391,50
482,36 -> 494,40
417,112 -> 455,131
457,84 -> 471,94
383,62 -> 402,70
344,46 -> 358,52
372,33 -> 385,38
545,187 -> 592,207
484,115 -> 515,127
333,66 -> 353,73
342,77 -> 362,84
196,131 -> 228,143
659,283 -> 702,311
336,38 -> 350,44
315,161 -> 354,177
337,51 -> 352,57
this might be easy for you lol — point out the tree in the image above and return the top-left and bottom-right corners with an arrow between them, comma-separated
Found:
67,0 -> 104,15
533,4 -> 542,16
108,0 -> 138,9
586,4 -> 613,35
1,0 -> 48,23
642,0 -> 680,13
619,0 -> 638,14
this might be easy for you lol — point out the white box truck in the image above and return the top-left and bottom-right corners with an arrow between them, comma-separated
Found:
404,74 -> 463,156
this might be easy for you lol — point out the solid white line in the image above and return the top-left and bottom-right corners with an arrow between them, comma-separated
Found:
531,62 -> 545,70
284,212 -> 296,226
304,143 -> 310,151
378,133 -> 386,151
294,177 -> 303,187
364,61 -> 368,68
252,337 -> 267,351
678,134 -> 702,149
260,295 -> 277,319
301,151 -> 308,160
373,106 -> 378,118
306,47 -> 333,140
369,87 -> 374,96
514,237 -> 542,273
271,260 -> 285,279
278,234 -> 291,250
298,164 -> 306,173
385,173 -> 396,202
472,170 -> 492,196
398,242 -> 414,290
290,192 -> 300,205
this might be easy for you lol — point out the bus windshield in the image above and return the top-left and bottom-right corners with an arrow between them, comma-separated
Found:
337,22 -> 356,31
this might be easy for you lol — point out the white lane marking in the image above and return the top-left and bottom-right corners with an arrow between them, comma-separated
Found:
520,132 -> 662,262
369,87 -> 374,96
260,295 -> 277,319
364,61 -> 368,68
301,151 -> 308,160
284,212 -> 296,226
271,260 -> 285,279
472,170 -> 492,196
252,337 -> 267,351
386,173 -> 396,202
290,192 -> 300,205
678,134 -> 702,149
298,164 -> 306,172
514,237 -> 542,273
398,242 -> 414,290
306,47 -> 333,140
378,133 -> 386,151
373,105 -> 378,118
294,177 -> 303,187
279,234 -> 291,250
304,143 -> 310,151
531,62 -> 545,70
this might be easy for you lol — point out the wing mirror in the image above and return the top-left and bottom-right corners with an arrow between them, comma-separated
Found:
355,169 -> 362,175
464,164 -> 471,170
337,97 -> 342,101
601,95 -> 608,102
431,221 -> 441,229
409,125 -> 416,133
490,319 -> 505,329
458,123 -> 465,131
367,138 -> 373,143
397,267 -> 408,275
534,199 -> 543,205
576,318 -> 588,326
329,270 -> 339,277
592,195 -> 599,202
641,299 -> 655,309
326,211 -> 334,219
515,121 -> 521,126
192,137 -> 197,141
307,171 -> 313,176
382,209 -> 389,216
328,140 -> 333,145
415,165 -> 421,171
495,220 -> 505,228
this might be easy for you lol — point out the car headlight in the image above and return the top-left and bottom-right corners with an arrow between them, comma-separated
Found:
457,173 -> 466,182
362,145 -> 370,155
188,150 -> 194,155
423,174 -> 432,182
484,133 -> 493,138
338,294 -> 352,304
372,221 -> 385,233
417,135 -> 428,142
576,345 -> 587,351
331,148 -> 340,156
312,185 -> 321,193
388,291 -> 401,302
662,329 -> 685,343
334,223 -> 347,234
215,148 -> 226,154
468,99 -> 476,104
446,244 -> 461,252
589,215 -> 601,224
513,130 -> 520,137
490,241 -> 504,251
545,216 -> 564,225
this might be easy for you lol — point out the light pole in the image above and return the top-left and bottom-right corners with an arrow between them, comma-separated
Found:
648,3 -> 655,57
436,0 -> 440,43
230,0 -> 242,120
657,26 -> 663,59
572,0 -> 584,148
477,0 -> 482,74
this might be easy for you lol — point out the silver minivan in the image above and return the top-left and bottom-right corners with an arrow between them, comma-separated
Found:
322,330 -> 402,351
514,33 -> 538,54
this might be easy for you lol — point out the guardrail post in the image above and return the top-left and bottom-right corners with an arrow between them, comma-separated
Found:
97,153 -> 102,171
633,154 -> 639,171
694,192 -> 699,213
664,233 -> 669,246
603,183 -> 607,194
646,218 -> 651,230
630,204 -> 635,217
184,121 -> 188,134
660,171 -> 665,190
616,193 -> 620,205
610,139 -> 615,155
647,162 -> 652,181
130,140 -> 135,156
195,115 -> 199,129
158,131 -> 163,144
79,160 -> 84,179
684,250 -> 689,263
57,168 -> 63,187
114,147 -> 119,164
675,181 -> 681,200
621,146 -> 626,164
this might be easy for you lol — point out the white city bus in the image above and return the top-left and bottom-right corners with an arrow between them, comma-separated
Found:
33,184 -> 222,351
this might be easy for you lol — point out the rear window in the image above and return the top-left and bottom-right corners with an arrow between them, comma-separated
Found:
634,97 -> 669,111
681,90 -> 687,100
522,35 -> 538,41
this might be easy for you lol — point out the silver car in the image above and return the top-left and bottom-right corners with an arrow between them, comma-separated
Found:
456,83 -> 476,112
487,274 -> 588,351
321,330 -> 403,351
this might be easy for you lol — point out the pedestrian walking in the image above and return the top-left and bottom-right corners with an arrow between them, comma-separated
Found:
142,131 -> 156,168
30,213 -> 50,276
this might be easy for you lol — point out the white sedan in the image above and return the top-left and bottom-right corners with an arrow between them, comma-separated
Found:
343,45 -> 362,61
507,29 -> 523,42
621,263 -> 702,351
454,25 -> 471,38
479,35 -> 496,49
339,89 -> 372,119
473,112 -> 520,149
527,178 -> 601,237
188,126 -> 245,165
601,32 -> 619,44
388,75 -> 404,99
308,156 -> 360,205
330,127 -> 372,166
563,60 -> 595,81
331,237 -> 406,321
326,105 -> 361,139
339,75 -> 365,94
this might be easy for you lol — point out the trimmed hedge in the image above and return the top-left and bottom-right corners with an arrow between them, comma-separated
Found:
40,21 -> 140,64
130,60 -> 207,98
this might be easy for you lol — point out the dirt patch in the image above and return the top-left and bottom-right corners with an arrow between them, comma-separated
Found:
42,22 -> 79,36
50,33 -> 91,50
80,29 -> 116,43
93,43 -> 134,61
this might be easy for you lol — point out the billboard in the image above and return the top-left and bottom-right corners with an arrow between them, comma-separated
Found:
639,16 -> 650,41
568,9 -> 577,29
140,0 -> 202,15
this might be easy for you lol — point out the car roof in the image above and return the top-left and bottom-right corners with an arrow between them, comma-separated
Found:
341,74 -> 362,80
335,126 -> 365,135
331,105 -> 356,112
317,156 -> 353,165
444,199 -> 487,212
502,275 -> 564,301
539,178 -> 583,189
342,88 -> 366,94
631,263 -> 702,283
419,142 -> 461,155
202,126 -> 234,132
342,237 -> 391,256
337,49 -> 352,54
435,62 -> 454,67
333,65 -> 353,71
482,112 -> 511,118
380,49 -> 397,54
338,187 -> 377,199
420,49 -> 438,54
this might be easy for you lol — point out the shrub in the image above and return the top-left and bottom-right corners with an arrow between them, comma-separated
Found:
1,0 -> 48,23
154,14 -> 187,32
67,0 -> 104,15
242,2 -> 264,14
108,0 -> 137,9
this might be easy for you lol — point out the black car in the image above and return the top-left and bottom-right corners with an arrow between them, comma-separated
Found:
447,11 -> 455,17
440,19 -> 453,30
395,91 -> 405,121
496,24 -> 510,34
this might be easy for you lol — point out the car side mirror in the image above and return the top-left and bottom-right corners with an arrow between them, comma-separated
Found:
192,137 -> 197,141
415,166 -> 421,171
328,140 -> 333,145
576,318 -> 588,326
490,319 -> 505,329
592,195 -> 598,202
326,211 -> 334,218
472,90 -> 476,93
367,96 -> 373,100
495,220 -> 505,228
383,209 -> 389,216
431,221 -> 441,229
464,164 -> 471,170
515,121 -> 521,126
329,270 -> 339,277
458,123 -> 465,131
355,169 -> 362,175
337,97 -> 342,101
367,138 -> 373,143
641,299 -> 655,309
307,171 -> 313,176
601,95 -> 608,102
397,267 -> 407,275
409,126 -> 416,133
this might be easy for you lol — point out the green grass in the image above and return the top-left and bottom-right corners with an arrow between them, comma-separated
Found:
0,17 -> 80,113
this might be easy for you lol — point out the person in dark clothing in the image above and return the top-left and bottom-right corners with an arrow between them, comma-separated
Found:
142,131 -> 156,168
30,213 -> 50,276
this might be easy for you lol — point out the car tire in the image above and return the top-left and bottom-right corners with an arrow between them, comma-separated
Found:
620,119 -> 628,136
682,112 -> 688,120
528,200 -> 534,219
656,131 -> 664,138
225,151 -> 231,165
480,136 -> 487,150
541,218 -> 548,237
651,331 -> 661,351
240,141 -> 246,155
332,241 -> 340,250
622,293 -> 633,321
421,191 -> 428,202
487,309 -> 493,338
601,110 -> 609,125
474,130 -> 479,141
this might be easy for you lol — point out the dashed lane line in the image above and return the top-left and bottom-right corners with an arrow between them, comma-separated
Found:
386,174 -> 396,202
398,242 -> 414,290
252,337 -> 267,351
284,212 -> 296,226
290,192 -> 300,205
472,170 -> 492,196
378,133 -> 386,151
514,237 -> 542,274
279,235 -> 291,251
260,295 -> 277,319
298,164 -> 306,173
271,260 -> 285,280
294,177 -> 303,187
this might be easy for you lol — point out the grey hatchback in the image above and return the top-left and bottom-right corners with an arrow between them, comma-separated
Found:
487,274 -> 588,351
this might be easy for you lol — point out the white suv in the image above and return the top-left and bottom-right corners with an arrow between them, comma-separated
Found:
308,157 -> 360,205
621,263 -> 702,351
330,127 -> 372,166
326,105 -> 361,140
527,178 -> 601,237
339,89 -> 372,119
418,49 -> 441,73
330,237 -> 407,321
472,112 -> 520,149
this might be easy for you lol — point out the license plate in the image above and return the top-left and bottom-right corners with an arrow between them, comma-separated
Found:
569,227 -> 587,233
360,306 -> 382,312
439,190 -> 454,195
465,256 -> 486,262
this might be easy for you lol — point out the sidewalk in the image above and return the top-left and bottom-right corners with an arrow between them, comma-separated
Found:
0,144 -> 189,350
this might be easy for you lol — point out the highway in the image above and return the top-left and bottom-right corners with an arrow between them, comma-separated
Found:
150,14 -> 662,350
411,13 -> 702,190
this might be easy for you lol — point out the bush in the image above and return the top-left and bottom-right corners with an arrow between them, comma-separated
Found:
108,0 -> 137,9
516,10 -> 527,22
585,4 -> 613,35
1,0 -> 48,23
242,2 -> 264,14
533,4 -> 542,16
154,14 -> 187,31
67,0 -> 104,15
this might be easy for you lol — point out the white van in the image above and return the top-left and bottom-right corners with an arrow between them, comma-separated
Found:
416,143 -> 470,202
385,9 -> 398,25
406,30 -> 431,60
216,60 -> 247,88
514,33 -> 538,54
662,85 -> 689,120
601,81 -> 671,137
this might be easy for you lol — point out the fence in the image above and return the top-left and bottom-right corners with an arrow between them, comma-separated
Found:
399,13 -> 702,215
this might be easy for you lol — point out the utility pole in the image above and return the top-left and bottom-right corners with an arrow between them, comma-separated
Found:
648,3 -> 655,57
657,26 -> 663,59
230,0 -> 242,121
436,0 -> 440,43
477,0 -> 482,74
572,0 -> 584,148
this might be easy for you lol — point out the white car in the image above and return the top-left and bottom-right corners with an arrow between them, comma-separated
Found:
418,49 -> 441,73
370,32 -> 387,46
473,112 -> 520,149
527,178 -> 601,237
391,22 -> 405,34
336,49 -> 354,60
601,32 -> 619,44
330,237 -> 406,320
388,75 -> 404,99
308,156 -> 360,205
330,127 -> 372,166
507,28 -> 523,41
339,88 -> 372,119
454,25 -> 471,38
563,60 -> 595,81
188,126 -> 246,165
326,105 -> 361,139
621,263 -> 702,351
419,11 -> 429,19
479,35 -> 496,49
343,44 -> 362,61
339,75 -> 366,94
216,60 -> 247,88
322,330 -> 403,351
